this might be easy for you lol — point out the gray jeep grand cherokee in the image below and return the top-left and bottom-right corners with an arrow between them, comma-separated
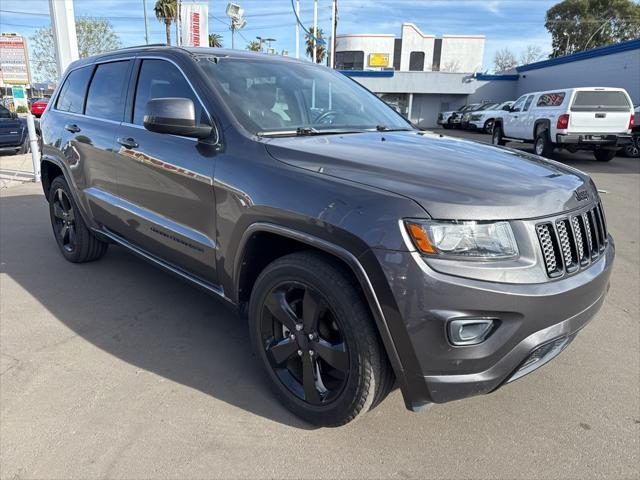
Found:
39,47 -> 614,426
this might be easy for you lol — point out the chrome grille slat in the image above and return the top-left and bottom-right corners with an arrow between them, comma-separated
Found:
537,202 -> 608,278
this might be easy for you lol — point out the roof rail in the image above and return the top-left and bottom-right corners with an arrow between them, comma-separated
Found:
119,43 -> 169,50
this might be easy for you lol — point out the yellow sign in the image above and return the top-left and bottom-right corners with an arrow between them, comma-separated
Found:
369,53 -> 390,67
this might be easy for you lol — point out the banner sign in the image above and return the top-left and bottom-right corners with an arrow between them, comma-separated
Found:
180,2 -> 209,47
0,34 -> 31,86
369,53 -> 390,68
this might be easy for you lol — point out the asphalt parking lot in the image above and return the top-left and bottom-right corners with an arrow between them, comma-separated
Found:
1,135 -> 638,479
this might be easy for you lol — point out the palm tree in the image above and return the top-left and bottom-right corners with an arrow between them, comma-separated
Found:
208,33 -> 223,48
154,0 -> 177,46
246,40 -> 261,52
305,27 -> 326,64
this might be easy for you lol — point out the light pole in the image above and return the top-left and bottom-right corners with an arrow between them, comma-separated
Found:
142,0 -> 150,45
295,0 -> 300,59
226,3 -> 246,49
330,0 -> 337,68
48,0 -> 79,78
313,0 -> 318,63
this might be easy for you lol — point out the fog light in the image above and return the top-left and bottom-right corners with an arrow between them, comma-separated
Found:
448,318 -> 495,346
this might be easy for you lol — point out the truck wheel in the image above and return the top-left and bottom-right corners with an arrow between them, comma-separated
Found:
623,140 -> 639,158
17,137 -> 30,154
492,124 -> 506,146
48,176 -> 108,263
249,251 -> 393,427
593,148 -> 616,162
483,119 -> 494,134
534,130 -> 554,157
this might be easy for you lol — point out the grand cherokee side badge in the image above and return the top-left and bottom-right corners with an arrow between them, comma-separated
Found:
575,189 -> 589,201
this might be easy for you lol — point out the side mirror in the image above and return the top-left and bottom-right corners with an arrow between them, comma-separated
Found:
143,97 -> 213,140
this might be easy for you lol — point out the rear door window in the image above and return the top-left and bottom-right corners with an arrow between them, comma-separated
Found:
55,66 -> 93,114
85,61 -> 131,121
571,91 -> 631,112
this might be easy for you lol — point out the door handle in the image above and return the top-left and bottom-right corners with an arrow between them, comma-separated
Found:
117,137 -> 139,149
64,124 -> 81,133
513,115 -> 519,118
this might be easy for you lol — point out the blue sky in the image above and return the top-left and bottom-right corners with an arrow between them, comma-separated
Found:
0,0 -> 558,74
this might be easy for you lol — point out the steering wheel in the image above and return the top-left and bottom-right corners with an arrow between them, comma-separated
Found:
314,110 -> 339,124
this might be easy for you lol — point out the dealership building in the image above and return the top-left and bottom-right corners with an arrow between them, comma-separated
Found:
337,30 -> 639,129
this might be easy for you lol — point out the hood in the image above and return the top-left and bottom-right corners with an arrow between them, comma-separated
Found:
265,131 -> 595,220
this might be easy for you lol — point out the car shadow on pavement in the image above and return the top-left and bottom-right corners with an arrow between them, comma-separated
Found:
0,193 -> 316,430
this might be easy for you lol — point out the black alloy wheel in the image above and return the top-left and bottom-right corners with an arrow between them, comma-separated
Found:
51,187 -> 77,253
260,281 -> 349,406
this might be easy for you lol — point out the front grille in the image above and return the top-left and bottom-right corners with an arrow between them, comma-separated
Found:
536,202 -> 608,278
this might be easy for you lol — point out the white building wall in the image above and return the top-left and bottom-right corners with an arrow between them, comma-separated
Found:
334,34 -> 395,69
399,23 -> 435,71
440,35 -> 485,73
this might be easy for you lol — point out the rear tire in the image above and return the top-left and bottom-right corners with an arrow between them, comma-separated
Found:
594,148 -> 616,162
249,251 -> 393,427
492,124 -> 506,146
534,129 -> 554,157
48,176 -> 108,263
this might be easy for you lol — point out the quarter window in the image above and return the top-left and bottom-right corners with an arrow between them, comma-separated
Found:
85,61 -> 131,121
55,66 -> 93,114
523,95 -> 534,111
133,59 -> 204,126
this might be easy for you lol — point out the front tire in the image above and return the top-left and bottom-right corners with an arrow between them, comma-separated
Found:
623,139 -> 639,158
483,119 -> 494,134
492,124 -> 506,146
249,251 -> 393,427
534,129 -> 554,157
17,137 -> 30,154
48,176 -> 108,263
593,148 -> 616,162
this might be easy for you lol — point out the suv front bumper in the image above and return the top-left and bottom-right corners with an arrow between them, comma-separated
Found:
371,238 -> 614,410
556,133 -> 631,147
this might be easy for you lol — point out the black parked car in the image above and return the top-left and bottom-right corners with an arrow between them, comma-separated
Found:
39,47 -> 614,426
0,105 -> 29,154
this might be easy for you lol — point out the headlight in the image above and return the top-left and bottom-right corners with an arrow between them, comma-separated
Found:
470,114 -> 482,121
404,220 -> 518,259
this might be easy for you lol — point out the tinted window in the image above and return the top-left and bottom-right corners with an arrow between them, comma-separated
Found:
571,91 -> 631,112
56,66 -> 93,113
536,92 -> 565,107
0,105 -> 11,118
335,51 -> 364,70
85,61 -> 131,121
133,59 -> 204,126
409,52 -> 425,71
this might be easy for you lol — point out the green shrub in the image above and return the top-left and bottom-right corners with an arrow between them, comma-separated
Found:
16,105 -> 28,114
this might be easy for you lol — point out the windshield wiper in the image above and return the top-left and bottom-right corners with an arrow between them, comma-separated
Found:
257,127 -> 367,138
374,125 -> 413,132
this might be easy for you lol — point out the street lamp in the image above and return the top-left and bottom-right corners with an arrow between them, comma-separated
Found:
226,3 -> 247,49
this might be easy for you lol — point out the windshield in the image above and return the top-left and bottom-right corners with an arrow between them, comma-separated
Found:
478,103 -> 499,111
196,57 -> 412,135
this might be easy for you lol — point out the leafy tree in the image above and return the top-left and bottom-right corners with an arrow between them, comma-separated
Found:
208,33 -> 223,48
520,45 -> 545,65
546,0 -> 640,57
246,40 -> 261,52
493,48 -> 518,73
30,17 -> 121,82
154,0 -> 177,46
305,27 -> 326,64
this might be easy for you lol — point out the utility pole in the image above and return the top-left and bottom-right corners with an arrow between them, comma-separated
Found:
313,0 -> 318,63
330,0 -> 337,68
142,0 -> 150,45
176,0 -> 182,46
48,0 -> 79,78
295,0 -> 300,59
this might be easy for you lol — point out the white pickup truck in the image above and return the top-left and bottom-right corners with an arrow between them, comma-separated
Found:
492,87 -> 634,162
